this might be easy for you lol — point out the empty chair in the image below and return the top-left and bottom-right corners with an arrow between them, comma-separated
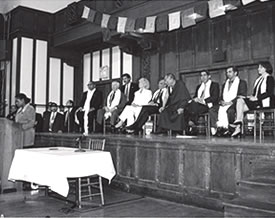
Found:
71,138 -> 106,208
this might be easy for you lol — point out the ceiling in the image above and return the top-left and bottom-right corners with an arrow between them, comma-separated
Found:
0,0 -> 81,14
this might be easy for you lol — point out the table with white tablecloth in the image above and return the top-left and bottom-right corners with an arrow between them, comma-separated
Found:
8,147 -> 116,197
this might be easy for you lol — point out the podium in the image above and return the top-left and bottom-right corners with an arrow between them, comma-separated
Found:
0,118 -> 23,193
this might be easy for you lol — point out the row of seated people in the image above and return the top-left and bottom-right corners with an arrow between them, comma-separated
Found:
6,100 -> 79,133
8,61 -> 274,137
109,61 -> 275,137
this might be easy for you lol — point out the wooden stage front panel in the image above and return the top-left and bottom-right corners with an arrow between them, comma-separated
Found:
35,133 -> 275,211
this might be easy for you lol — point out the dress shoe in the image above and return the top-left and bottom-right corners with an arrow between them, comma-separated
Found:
222,130 -> 232,137
231,125 -> 242,138
115,120 -> 124,129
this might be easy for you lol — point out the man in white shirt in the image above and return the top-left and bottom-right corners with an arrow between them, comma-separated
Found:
96,81 -> 127,131
76,81 -> 103,134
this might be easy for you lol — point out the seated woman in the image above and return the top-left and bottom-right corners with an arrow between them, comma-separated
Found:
231,61 -> 275,137
115,78 -> 152,129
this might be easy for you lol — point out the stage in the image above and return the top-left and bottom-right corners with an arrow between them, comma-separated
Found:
34,132 -> 275,212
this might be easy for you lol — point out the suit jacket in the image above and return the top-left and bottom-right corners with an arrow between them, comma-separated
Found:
15,104 -> 36,147
221,79 -> 247,104
35,113 -> 43,132
42,111 -> 64,132
64,107 -> 78,133
115,93 -> 127,114
79,89 -> 103,111
194,81 -> 220,107
120,82 -> 139,104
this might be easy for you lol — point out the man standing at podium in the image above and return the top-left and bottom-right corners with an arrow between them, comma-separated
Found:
14,93 -> 36,148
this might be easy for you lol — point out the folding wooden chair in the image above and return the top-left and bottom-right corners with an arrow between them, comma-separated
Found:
73,139 -> 106,208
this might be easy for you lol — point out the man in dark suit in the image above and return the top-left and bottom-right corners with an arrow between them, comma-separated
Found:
76,81 -> 103,134
120,73 -> 139,105
42,102 -> 64,133
96,81 -> 127,132
185,70 -> 220,135
64,100 -> 78,133
217,66 -> 247,136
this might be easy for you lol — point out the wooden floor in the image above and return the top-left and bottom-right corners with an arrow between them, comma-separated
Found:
0,187 -> 223,217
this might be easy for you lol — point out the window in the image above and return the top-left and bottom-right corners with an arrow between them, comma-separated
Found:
83,46 -> 133,87
35,40 -> 47,113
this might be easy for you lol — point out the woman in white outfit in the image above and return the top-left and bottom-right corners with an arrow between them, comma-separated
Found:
115,78 -> 152,128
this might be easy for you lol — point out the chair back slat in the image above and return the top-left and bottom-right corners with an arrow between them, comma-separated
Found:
88,139 -> 105,151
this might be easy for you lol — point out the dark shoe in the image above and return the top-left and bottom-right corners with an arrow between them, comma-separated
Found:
110,126 -> 116,134
222,130 -> 232,137
186,126 -> 197,136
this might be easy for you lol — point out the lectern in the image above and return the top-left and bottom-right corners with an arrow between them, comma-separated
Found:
0,118 -> 23,193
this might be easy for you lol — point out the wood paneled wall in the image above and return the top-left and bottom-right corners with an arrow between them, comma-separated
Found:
143,2 -> 275,93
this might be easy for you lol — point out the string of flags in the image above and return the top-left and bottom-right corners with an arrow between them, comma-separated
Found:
81,0 -> 270,34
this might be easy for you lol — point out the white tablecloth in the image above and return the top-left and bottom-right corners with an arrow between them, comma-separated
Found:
8,147 -> 116,197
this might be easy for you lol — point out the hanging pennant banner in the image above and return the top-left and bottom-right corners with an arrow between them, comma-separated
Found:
81,6 -> 90,19
208,0 -> 226,18
156,15 -> 168,32
168,11 -> 181,31
101,14 -> 111,28
144,16 -> 156,33
223,0 -> 241,11
135,17 -> 146,31
194,2 -> 208,22
117,17 -> 128,33
108,16 -> 118,30
241,0 -> 256,5
181,8 -> 196,29
125,18 -> 136,32
94,12 -> 103,25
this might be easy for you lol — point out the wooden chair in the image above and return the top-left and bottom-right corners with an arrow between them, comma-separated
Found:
255,108 -> 275,141
195,112 -> 211,136
244,108 -> 275,140
202,112 -> 211,137
74,139 -> 106,208
167,112 -> 210,136
142,113 -> 158,135
103,119 -> 110,134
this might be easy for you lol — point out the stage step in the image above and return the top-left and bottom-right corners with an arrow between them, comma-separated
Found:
223,198 -> 275,217
251,158 -> 275,179
238,177 -> 275,204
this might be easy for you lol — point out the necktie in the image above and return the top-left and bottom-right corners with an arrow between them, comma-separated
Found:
109,91 -> 116,107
